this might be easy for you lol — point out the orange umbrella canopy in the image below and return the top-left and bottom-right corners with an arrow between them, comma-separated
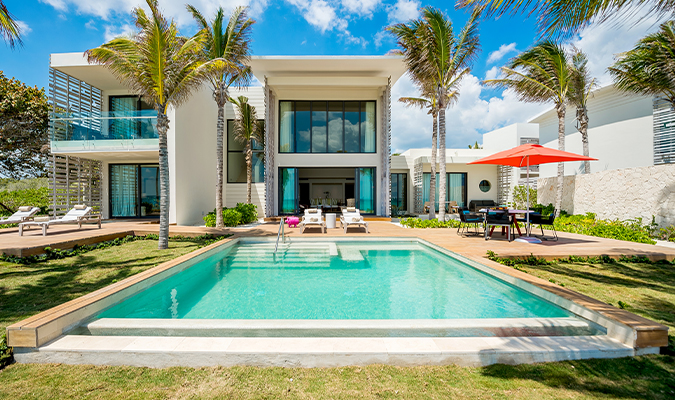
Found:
467,144 -> 597,167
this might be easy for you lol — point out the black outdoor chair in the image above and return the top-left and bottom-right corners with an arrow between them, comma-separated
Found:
457,209 -> 483,236
485,211 -> 512,241
530,212 -> 558,241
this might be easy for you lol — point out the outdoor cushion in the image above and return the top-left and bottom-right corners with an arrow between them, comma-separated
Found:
307,209 -> 318,213
310,217 -> 318,222
74,204 -> 87,210
351,217 -> 361,222
346,207 -> 356,212
18,206 -> 32,212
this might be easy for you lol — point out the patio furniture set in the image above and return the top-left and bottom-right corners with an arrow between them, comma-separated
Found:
0,205 -> 101,236
458,207 -> 558,242
297,207 -> 369,234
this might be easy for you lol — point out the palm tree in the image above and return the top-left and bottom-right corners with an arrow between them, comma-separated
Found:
457,0 -> 675,38
86,0 -> 213,249
231,96 -> 263,203
187,5 -> 254,227
1,1 -> 22,48
398,93 -> 438,219
389,7 -> 480,221
485,41 -> 572,217
569,48 -> 597,174
610,20 -> 675,107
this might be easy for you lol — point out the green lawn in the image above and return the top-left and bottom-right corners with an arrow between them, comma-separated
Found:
0,243 -> 674,399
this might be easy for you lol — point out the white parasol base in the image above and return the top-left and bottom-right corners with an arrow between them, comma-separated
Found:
515,236 -> 542,244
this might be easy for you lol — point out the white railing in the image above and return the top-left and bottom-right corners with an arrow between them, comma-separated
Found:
274,217 -> 285,253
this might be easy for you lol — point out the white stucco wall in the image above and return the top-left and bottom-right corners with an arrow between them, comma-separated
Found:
537,164 -> 675,226
531,85 -> 654,179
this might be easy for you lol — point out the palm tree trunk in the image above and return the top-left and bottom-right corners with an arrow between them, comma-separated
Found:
555,104 -> 566,217
157,110 -> 170,250
246,142 -> 252,204
214,83 -> 227,228
429,112 -> 437,220
579,107 -> 590,174
438,108 -> 447,222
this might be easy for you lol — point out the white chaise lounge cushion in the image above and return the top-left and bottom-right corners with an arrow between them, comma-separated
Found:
0,206 -> 39,224
74,204 -> 87,210
18,206 -> 33,212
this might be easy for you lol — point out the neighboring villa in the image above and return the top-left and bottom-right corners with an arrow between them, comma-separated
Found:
47,52 -> 671,223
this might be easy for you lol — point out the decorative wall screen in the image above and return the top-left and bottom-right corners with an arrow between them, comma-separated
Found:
653,97 -> 675,165
49,155 -> 102,217
49,67 -> 103,141
413,156 -> 424,213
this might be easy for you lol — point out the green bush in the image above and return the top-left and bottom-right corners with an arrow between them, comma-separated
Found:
554,213 -> 656,244
203,212 -> 216,227
222,208 -> 242,227
235,203 -> 258,224
0,187 -> 49,216
511,185 -> 537,210
400,217 -> 461,229
0,332 -> 11,369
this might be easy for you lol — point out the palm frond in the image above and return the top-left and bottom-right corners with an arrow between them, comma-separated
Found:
0,1 -> 22,48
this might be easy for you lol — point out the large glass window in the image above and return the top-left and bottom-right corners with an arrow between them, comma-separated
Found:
422,172 -> 467,211
279,168 -> 298,214
110,164 -> 160,218
391,173 -> 407,214
109,95 -> 155,140
279,100 -> 376,153
227,120 -> 265,183
356,168 -> 376,214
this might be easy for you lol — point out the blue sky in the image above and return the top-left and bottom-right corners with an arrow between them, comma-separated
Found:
0,0 -> 664,151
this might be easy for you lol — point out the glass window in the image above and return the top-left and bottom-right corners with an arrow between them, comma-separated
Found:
227,119 -> 265,183
357,167 -> 375,214
110,164 -> 138,217
279,100 -> 375,153
109,96 -> 156,140
391,173 -> 407,214
479,180 -> 491,192
279,168 -> 298,214
140,165 -> 160,216
423,172 -> 467,210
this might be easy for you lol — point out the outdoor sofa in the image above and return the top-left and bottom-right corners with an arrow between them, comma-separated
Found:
469,200 -> 496,212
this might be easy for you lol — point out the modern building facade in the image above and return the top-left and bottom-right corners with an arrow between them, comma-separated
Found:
47,53 -> 403,223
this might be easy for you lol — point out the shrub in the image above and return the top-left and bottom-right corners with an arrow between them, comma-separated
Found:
203,212 -> 216,227
554,213 -> 656,244
0,187 -> 49,216
400,217 -> 461,229
511,185 -> 537,210
222,208 -> 242,227
235,203 -> 258,224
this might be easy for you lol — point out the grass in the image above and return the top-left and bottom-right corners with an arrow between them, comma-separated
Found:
0,243 -> 674,399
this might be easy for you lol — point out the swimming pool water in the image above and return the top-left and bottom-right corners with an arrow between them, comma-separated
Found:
98,241 -> 571,320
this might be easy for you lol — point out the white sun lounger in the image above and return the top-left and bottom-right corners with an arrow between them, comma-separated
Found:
340,207 -> 369,233
299,208 -> 326,233
0,206 -> 40,225
19,205 -> 101,236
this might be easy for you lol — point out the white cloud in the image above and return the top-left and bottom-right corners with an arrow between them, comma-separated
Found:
15,21 -> 32,35
391,73 -> 547,153
374,30 -> 388,48
486,42 -> 517,65
285,0 -> 346,33
483,66 -> 502,81
387,0 -> 420,24
103,23 -> 136,42
84,20 -> 98,30
341,0 -> 380,17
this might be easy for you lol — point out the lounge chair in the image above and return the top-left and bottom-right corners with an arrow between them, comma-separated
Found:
0,206 -> 40,225
299,208 -> 325,233
340,207 -> 369,233
19,205 -> 101,236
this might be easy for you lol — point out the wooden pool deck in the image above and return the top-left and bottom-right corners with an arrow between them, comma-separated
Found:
2,220 -> 675,262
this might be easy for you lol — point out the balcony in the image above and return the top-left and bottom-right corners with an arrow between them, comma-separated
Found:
50,110 -> 159,155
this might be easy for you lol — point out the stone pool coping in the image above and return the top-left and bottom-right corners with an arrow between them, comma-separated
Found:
7,236 -> 668,354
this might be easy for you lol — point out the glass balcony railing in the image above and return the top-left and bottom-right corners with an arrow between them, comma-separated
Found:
50,110 -> 158,142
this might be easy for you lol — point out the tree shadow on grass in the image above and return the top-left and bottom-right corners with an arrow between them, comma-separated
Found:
481,355 -> 675,399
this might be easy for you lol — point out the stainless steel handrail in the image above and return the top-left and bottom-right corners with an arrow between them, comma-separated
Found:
274,217 -> 285,253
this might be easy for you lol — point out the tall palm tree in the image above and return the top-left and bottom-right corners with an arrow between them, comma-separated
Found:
485,41 -> 572,216
187,5 -> 254,227
610,20 -> 675,107
569,48 -> 597,174
457,0 -> 675,38
398,92 -> 438,219
389,7 -> 480,221
1,1 -> 21,48
86,0 -> 213,249
231,96 -> 263,203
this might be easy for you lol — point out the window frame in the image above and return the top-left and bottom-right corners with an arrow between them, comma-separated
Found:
278,100 -> 377,154
108,163 -> 160,219
226,118 -> 265,184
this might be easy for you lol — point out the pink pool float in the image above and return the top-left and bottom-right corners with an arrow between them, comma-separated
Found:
286,216 -> 299,228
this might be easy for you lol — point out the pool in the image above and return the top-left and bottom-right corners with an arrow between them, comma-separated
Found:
99,241 -> 572,321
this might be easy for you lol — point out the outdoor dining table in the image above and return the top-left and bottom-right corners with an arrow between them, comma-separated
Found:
477,208 -> 535,237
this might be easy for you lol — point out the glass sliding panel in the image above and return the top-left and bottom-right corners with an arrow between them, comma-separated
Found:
447,173 -> 467,208
110,165 -> 138,217
391,173 -> 407,213
279,168 -> 298,214
296,102 -> 311,153
361,101 -> 376,153
344,102 -> 360,153
328,102 -> 344,153
357,167 -> 375,214
109,96 -> 137,140
279,101 -> 294,153
311,101 -> 327,153
140,165 -> 160,217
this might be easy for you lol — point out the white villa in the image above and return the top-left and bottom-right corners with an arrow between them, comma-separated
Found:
47,52 -> 672,223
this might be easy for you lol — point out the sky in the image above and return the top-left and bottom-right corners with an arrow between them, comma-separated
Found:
0,0 -> 668,152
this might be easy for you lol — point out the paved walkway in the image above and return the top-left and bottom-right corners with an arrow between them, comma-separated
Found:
2,219 -> 675,261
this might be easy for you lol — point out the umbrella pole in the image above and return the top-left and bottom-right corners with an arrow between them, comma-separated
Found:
515,155 -> 542,244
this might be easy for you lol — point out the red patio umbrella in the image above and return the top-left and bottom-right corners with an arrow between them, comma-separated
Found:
468,143 -> 597,243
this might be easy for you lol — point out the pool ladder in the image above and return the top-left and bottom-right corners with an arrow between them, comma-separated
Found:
274,217 -> 285,253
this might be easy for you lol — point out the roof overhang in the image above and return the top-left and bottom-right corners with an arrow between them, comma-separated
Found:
249,55 -> 406,88
50,52 -> 129,92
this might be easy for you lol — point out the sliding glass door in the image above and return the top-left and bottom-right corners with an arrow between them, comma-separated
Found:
279,168 -> 298,215
110,164 -> 160,218
356,168 -> 375,214
391,173 -> 407,213
422,172 -> 467,211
